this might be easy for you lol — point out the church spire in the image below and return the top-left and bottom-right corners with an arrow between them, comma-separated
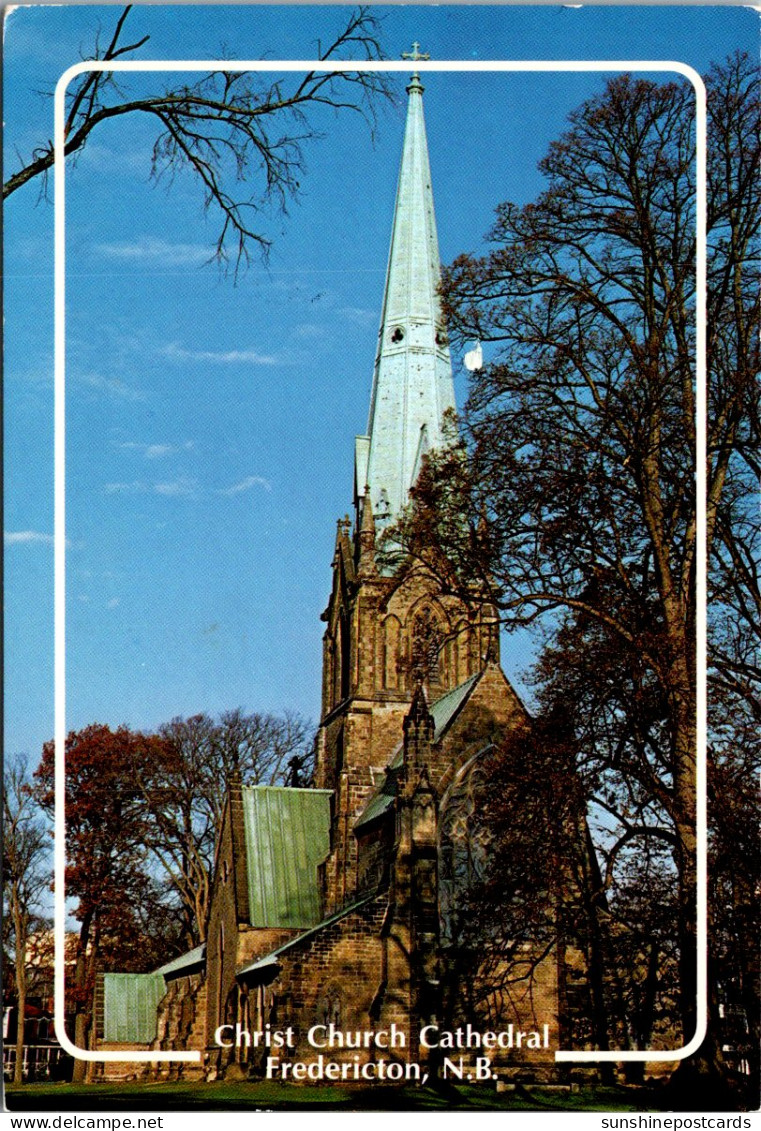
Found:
357,49 -> 456,528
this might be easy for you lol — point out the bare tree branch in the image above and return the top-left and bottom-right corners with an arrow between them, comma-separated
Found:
4,5 -> 394,272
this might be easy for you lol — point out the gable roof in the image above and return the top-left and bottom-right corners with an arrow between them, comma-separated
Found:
355,670 -> 484,831
242,786 -> 332,929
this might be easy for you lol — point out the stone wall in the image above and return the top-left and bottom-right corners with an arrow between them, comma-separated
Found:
248,894 -> 390,1070
205,790 -> 244,1055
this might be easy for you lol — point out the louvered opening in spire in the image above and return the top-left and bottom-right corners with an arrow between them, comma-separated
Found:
359,59 -> 456,530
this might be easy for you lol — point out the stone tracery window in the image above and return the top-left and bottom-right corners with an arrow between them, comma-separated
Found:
438,754 -> 494,945
409,607 -> 443,687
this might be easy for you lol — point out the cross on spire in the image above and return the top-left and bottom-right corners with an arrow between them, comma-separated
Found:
402,41 -> 430,64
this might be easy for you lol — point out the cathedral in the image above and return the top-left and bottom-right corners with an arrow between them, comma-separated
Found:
97,63 -> 571,1085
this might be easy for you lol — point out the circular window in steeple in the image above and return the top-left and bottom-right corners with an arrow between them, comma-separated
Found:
390,326 -> 405,343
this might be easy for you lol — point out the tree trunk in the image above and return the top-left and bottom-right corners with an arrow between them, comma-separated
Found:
71,1011 -> 90,1084
671,689 -> 698,1044
13,906 -> 27,1085
71,910 -> 94,1084
667,693 -> 738,1106
580,836 -> 615,1083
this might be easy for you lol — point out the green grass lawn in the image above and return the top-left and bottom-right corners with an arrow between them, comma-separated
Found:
4,1079 -> 656,1112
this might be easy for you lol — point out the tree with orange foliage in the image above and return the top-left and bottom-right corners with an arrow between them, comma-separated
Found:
36,724 -> 182,1079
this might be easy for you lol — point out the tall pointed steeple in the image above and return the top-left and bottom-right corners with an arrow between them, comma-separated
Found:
355,52 -> 456,528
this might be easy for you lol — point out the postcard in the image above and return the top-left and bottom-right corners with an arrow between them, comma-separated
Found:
3,2 -> 758,1116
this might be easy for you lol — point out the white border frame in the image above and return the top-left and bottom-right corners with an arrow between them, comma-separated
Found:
54,56 -> 707,1067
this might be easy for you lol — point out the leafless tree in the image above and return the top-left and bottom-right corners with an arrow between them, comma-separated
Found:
134,709 -> 313,944
3,756 -> 51,1084
397,54 -> 759,1084
4,5 -> 392,270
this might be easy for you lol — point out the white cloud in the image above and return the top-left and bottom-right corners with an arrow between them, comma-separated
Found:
340,306 -> 377,327
104,481 -> 148,495
5,530 -> 74,550
5,530 -> 54,545
162,342 -> 279,366
78,373 -> 146,402
294,323 -> 327,340
219,476 -> 272,496
104,477 -> 198,498
94,237 -> 209,267
106,597 -> 121,609
154,478 -> 198,498
117,441 -> 192,459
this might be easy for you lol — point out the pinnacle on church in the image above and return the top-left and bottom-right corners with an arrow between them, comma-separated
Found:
357,48 -> 456,529
360,485 -> 375,529
406,678 -> 431,724
357,487 -> 378,576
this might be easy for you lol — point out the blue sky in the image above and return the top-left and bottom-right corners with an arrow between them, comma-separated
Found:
4,4 -> 756,766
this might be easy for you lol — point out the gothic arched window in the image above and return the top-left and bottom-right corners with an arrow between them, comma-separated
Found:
382,615 -> 401,689
409,607 -> 443,687
339,611 -> 351,700
438,754 -> 493,946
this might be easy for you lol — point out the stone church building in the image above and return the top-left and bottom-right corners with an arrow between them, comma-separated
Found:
98,64 -> 577,1084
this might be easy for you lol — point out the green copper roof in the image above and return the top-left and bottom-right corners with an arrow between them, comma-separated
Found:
430,670 -> 484,741
154,943 -> 205,979
242,786 -> 331,928
355,672 -> 484,830
361,72 -> 456,526
354,763 -> 402,830
103,973 -> 166,1044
